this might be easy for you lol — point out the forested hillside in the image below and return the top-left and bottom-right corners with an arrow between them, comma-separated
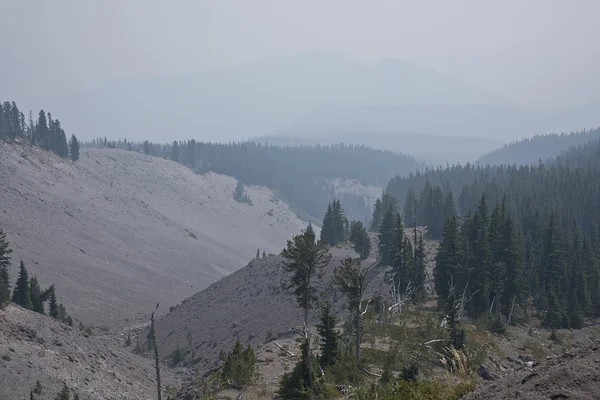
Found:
375,138 -> 600,330
476,128 -> 600,166
0,100 -> 80,161
87,138 -> 423,221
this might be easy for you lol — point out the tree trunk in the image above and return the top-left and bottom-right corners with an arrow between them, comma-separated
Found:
304,298 -> 313,395
151,305 -> 162,400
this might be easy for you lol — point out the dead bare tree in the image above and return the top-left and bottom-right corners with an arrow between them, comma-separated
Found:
388,281 -> 416,315
151,303 -> 162,400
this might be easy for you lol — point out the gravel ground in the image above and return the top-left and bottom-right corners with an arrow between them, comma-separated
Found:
0,304 -> 179,400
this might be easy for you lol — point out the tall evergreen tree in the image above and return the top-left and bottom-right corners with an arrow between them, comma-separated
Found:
349,221 -> 371,260
12,260 -> 32,309
468,194 -> 492,316
378,204 -> 397,264
434,216 -> 462,304
371,198 -> 382,232
281,228 -> 331,391
413,234 -> 427,300
171,141 -> 180,163
388,214 -> 407,294
69,134 -> 80,162
0,228 -> 12,307
317,302 -> 339,367
334,257 -> 368,361
48,285 -> 59,319
35,110 -> 48,149
29,276 -> 45,314
320,203 -> 335,245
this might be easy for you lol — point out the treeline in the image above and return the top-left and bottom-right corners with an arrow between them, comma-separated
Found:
387,139 -> 600,232
0,229 -> 71,324
380,138 -> 600,329
372,200 -> 427,300
320,200 -> 371,260
0,101 -> 80,161
85,137 -> 422,221
477,127 -> 600,166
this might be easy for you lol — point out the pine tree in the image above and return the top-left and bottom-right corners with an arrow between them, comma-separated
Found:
49,285 -> 59,319
434,216 -> 462,304
12,260 -> 32,309
332,200 -> 348,243
278,338 -> 317,399
371,198 -> 382,232
469,194 -> 492,316
317,302 -> 339,367
306,222 -> 315,236
29,276 -> 45,314
35,110 -> 48,148
334,257 -> 368,360
54,383 -> 70,400
69,134 -> 80,162
403,188 -> 417,226
281,228 -> 331,390
320,203 -> 335,245
262,250 -> 267,260
0,228 -> 12,307
413,234 -> 427,300
171,141 -> 180,162
389,214 -> 407,293
378,204 -> 396,264
349,221 -> 371,260
544,285 -> 565,328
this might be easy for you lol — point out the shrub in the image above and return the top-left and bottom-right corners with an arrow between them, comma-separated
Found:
221,339 -> 258,387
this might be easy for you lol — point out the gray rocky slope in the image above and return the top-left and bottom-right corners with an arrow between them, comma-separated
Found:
147,247 -> 392,377
0,142 -> 308,328
0,304 -> 178,400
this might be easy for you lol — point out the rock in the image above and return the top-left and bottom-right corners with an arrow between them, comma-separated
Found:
477,365 -> 497,381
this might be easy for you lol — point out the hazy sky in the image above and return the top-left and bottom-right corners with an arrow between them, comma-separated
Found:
1,0 -> 599,108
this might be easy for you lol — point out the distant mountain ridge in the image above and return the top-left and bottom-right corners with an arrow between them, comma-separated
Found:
33,51 -> 511,143
255,132 -> 504,166
476,127 -> 600,166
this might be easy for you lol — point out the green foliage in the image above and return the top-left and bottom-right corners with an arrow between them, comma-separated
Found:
48,285 -> 60,319
0,228 -> 12,307
29,276 -> 45,314
69,134 -> 80,162
12,260 -> 32,309
349,221 -> 371,259
233,180 -> 253,205
220,339 -> 258,387
278,338 -> 321,399
317,302 -> 339,368
54,383 -> 70,400
320,200 -> 348,246
358,379 -> 474,400
282,229 -> 332,313
378,203 -> 397,265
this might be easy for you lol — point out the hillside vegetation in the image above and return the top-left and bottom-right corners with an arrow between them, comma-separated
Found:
88,138 -> 422,222
476,127 -> 600,166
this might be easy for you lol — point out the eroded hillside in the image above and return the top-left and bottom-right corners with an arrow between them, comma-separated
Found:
0,304 -> 178,400
0,142 -> 308,327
